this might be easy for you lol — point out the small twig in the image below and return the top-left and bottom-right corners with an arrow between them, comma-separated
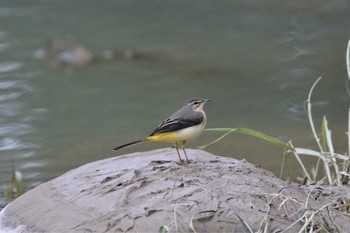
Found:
279,146 -> 288,179
236,214 -> 254,233
288,142 -> 313,183
346,39 -> 350,80
348,108 -> 350,159
305,177 -> 326,209
173,205 -> 179,233
298,203 -> 334,233
325,206 -> 340,232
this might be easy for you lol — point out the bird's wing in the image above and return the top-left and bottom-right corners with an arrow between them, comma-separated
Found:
149,113 -> 203,136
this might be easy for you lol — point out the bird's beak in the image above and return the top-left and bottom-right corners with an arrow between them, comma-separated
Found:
204,98 -> 211,103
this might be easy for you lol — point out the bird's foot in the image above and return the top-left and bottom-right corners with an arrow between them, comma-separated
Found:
176,159 -> 184,165
176,159 -> 192,165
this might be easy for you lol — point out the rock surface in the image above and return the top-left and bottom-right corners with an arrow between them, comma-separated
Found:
0,148 -> 349,232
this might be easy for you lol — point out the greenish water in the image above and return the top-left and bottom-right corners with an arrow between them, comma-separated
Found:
0,1 -> 349,207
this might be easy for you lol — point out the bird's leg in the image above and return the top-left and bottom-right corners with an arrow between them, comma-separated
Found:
174,143 -> 184,163
181,141 -> 189,163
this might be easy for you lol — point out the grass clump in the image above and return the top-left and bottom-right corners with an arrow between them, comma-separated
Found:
6,170 -> 24,202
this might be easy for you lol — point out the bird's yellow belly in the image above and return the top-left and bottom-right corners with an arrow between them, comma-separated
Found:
147,124 -> 205,143
147,132 -> 178,142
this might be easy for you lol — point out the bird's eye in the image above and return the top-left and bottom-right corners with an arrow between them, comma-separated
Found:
193,101 -> 199,105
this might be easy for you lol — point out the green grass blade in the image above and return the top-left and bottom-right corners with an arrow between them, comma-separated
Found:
201,127 -> 289,150
204,128 -> 235,132
6,177 -> 14,201
6,170 -> 23,201
234,127 -> 289,149
15,170 -> 23,196
198,128 -> 235,149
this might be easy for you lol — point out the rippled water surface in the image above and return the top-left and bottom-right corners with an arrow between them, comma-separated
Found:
0,1 -> 349,207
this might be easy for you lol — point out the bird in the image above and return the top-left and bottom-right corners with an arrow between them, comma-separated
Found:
112,97 -> 211,163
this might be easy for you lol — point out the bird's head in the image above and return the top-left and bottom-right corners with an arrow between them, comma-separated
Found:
184,97 -> 211,111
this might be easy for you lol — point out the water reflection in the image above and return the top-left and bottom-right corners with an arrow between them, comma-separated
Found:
0,31 -> 47,208
0,63 -> 22,74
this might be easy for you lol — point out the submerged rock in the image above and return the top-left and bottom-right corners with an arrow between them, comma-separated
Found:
33,38 -> 160,68
33,38 -> 93,67
56,45 -> 93,66
0,148 -> 349,232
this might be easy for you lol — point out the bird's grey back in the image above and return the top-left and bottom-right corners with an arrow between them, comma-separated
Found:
169,104 -> 203,122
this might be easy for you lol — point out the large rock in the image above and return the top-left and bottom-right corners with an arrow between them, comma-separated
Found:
0,148 -> 349,232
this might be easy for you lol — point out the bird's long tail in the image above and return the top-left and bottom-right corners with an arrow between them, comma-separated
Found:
112,139 -> 146,151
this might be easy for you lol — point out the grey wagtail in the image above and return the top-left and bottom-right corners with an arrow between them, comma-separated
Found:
112,97 -> 211,163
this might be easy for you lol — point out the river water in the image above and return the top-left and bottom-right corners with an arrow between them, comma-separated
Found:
0,1 -> 349,207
